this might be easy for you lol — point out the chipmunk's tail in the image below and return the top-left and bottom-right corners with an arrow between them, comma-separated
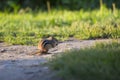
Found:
29,50 -> 42,55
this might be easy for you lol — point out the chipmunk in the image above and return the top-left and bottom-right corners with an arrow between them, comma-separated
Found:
31,36 -> 58,55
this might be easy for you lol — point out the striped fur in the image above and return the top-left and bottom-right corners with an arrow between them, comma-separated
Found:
32,37 -> 58,55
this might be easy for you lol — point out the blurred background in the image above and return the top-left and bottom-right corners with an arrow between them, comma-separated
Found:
0,0 -> 120,45
0,0 -> 120,12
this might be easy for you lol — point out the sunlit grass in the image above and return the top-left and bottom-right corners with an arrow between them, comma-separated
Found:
0,7 -> 120,45
49,41 -> 120,80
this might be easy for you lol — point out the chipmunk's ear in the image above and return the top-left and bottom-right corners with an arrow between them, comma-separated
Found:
48,36 -> 54,40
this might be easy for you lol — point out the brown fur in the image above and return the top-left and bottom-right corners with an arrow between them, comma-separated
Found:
30,36 -> 58,55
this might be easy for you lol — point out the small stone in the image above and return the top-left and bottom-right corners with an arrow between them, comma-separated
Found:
11,60 -> 16,62
43,66 -> 49,71
0,49 -> 6,53
24,72 -> 34,74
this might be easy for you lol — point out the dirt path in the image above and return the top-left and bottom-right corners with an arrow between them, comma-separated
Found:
0,39 -> 114,80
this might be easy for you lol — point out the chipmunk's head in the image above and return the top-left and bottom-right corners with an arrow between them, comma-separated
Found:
48,36 -> 58,46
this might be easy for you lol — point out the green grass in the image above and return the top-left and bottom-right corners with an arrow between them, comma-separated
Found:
49,41 -> 120,80
0,7 -> 120,45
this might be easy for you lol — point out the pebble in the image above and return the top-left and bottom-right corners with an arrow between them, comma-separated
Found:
0,49 -> 6,53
